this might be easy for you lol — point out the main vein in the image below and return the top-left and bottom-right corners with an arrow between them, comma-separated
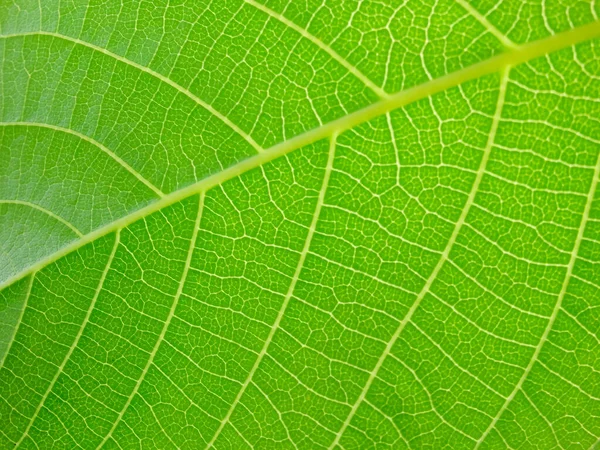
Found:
96,193 -> 204,448
327,66 -> 511,449
0,20 -> 599,293
205,134 -> 337,449
474,140 -> 600,448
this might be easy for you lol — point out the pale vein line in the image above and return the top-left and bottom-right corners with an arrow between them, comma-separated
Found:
362,398 -> 411,449
151,362 -> 221,422
251,381 -> 297,449
562,309 -> 600,346
0,199 -> 84,237
428,290 -> 536,349
137,395 -> 178,449
386,352 -> 478,441
96,192 -> 204,449
0,274 -> 34,369
537,359 -> 600,402
14,231 -> 120,448
520,389 -> 560,447
0,33 -> 263,154
1,21 -> 599,293
0,122 -> 164,198
244,0 -> 388,98
328,67 -> 511,450
204,134 -> 338,449
474,149 -> 600,449
453,0 -> 517,49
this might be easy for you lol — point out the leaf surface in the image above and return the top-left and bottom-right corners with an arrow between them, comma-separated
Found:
1,1 -> 600,449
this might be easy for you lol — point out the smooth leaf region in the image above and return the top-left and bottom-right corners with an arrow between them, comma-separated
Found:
1,1 -> 599,448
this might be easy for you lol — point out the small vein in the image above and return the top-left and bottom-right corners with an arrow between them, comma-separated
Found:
0,33 -> 264,154
0,274 -> 34,369
561,309 -> 600,346
95,193 -> 204,449
453,0 -> 518,49
244,0 -> 388,99
151,361 -> 222,422
328,67 -> 511,449
520,389 -> 560,447
386,352 -> 478,442
0,199 -> 84,237
428,289 -> 536,349
0,122 -> 164,198
474,147 -> 600,448
537,359 -> 600,402
204,134 -> 338,449
251,381 -> 297,449
137,395 -> 179,449
14,231 -> 120,448
362,398 -> 411,449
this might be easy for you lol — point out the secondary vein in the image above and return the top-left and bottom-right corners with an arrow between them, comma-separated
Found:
95,193 -> 204,449
0,274 -> 35,370
244,0 -> 388,98
0,32 -> 264,154
0,122 -> 165,198
474,135 -> 600,449
0,199 -> 84,237
204,133 -> 338,449
453,0 -> 517,49
14,231 -> 120,448
327,66 -> 511,449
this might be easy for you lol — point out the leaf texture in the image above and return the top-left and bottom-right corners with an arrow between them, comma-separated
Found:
1,1 -> 600,449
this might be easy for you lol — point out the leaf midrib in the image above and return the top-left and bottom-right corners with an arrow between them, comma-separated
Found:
1,20 -> 599,293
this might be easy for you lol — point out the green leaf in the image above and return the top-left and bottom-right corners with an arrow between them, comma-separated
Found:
1,1 -> 599,448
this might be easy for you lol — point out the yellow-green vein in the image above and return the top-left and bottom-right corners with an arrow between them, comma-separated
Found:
14,231 -> 120,448
0,199 -> 84,237
474,140 -> 600,449
96,193 -> 204,449
328,66 -> 511,449
0,32 -> 263,154
205,134 -> 338,449
0,122 -> 165,198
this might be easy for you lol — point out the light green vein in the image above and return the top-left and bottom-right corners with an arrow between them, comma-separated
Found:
205,133 -> 338,449
327,66 -> 511,449
0,274 -> 34,370
0,20 -> 598,293
0,33 -> 263,154
0,199 -> 83,237
453,0 -> 517,49
244,0 -> 388,98
0,122 -> 164,198
96,193 -> 204,449
14,231 -> 120,448
474,143 -> 600,449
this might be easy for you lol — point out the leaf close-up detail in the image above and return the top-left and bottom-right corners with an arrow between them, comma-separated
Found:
1,0 -> 600,449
